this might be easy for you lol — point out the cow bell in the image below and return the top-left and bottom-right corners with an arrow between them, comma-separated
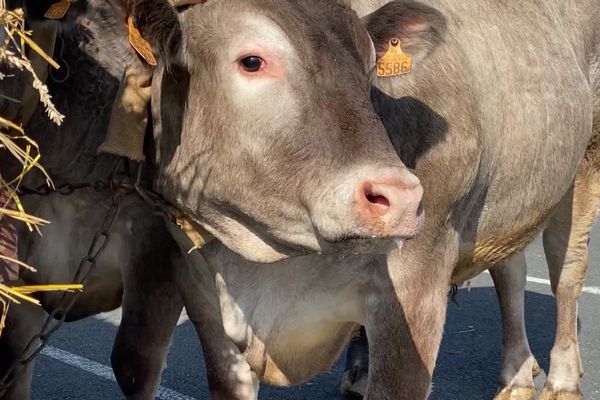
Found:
98,65 -> 152,161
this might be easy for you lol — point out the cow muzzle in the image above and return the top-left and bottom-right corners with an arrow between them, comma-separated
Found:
354,175 -> 424,239
310,166 -> 424,245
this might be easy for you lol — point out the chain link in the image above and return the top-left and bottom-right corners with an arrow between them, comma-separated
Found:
0,161 -> 136,397
17,181 -> 108,197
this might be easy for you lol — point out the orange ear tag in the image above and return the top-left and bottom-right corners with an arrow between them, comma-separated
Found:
127,16 -> 158,66
44,0 -> 71,19
376,38 -> 412,77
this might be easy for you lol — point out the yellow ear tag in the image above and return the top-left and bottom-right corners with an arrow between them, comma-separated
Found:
376,38 -> 412,77
44,0 -> 71,19
127,16 -> 158,66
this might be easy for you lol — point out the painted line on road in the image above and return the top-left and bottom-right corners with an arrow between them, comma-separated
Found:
525,275 -> 600,295
481,271 -> 600,295
41,346 -> 196,400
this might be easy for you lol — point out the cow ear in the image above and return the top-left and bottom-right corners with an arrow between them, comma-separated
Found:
129,0 -> 183,67
19,0 -> 56,20
362,1 -> 447,65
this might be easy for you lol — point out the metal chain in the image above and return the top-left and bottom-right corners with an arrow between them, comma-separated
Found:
0,161 -> 136,397
17,181 -> 108,196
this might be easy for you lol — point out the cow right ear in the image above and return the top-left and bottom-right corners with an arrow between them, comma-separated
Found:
362,0 -> 447,66
129,0 -> 183,67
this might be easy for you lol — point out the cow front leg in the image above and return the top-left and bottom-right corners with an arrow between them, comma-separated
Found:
173,250 -> 259,400
111,236 -> 183,400
111,272 -> 183,400
186,315 -> 259,400
363,249 -> 451,400
540,156 -> 600,400
490,252 -> 540,400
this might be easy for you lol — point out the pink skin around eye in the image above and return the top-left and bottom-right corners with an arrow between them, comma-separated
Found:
236,48 -> 285,79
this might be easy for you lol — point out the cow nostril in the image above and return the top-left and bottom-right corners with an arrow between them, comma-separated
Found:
366,193 -> 390,208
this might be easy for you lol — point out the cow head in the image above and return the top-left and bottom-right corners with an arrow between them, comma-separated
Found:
131,0 -> 445,262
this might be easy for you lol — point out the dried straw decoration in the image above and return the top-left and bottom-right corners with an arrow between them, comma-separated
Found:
0,3 -> 82,337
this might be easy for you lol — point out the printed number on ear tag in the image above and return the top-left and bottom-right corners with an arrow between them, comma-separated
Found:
44,0 -> 71,19
376,38 -> 412,77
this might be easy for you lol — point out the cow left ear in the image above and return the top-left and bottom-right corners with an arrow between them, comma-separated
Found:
129,0 -> 183,67
362,0 -> 447,65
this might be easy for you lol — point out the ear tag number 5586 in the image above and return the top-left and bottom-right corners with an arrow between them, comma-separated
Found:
376,38 -> 412,77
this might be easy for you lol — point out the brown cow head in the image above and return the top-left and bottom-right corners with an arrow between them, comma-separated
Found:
132,0 -> 445,262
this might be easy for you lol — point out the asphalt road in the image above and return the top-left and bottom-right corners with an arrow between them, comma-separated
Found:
30,233 -> 600,400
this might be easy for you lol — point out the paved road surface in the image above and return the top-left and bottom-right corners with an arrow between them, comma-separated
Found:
30,233 -> 600,399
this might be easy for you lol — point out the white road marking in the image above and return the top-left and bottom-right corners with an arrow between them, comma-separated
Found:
525,275 -> 600,295
481,270 -> 600,295
94,308 -> 190,327
40,346 -> 196,400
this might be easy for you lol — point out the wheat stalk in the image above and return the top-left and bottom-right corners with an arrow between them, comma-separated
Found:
0,6 -> 80,337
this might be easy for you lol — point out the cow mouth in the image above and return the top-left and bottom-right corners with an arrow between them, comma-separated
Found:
173,211 -> 406,260
317,234 -> 408,255
168,196 -> 413,261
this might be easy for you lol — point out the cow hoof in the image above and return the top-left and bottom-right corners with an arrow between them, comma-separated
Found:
539,388 -> 583,400
494,386 -> 535,400
532,359 -> 541,377
340,368 -> 367,399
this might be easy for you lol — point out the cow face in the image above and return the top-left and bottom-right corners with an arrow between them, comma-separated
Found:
134,0 -> 444,262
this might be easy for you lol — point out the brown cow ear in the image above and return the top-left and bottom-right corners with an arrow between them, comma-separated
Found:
362,0 -> 447,64
129,0 -> 182,67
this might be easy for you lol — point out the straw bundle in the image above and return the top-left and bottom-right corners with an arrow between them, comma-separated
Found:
0,4 -> 82,337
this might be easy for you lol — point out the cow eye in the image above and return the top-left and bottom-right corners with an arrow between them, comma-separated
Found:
240,56 -> 263,72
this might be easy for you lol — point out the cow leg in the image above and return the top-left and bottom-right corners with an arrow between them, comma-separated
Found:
186,315 -> 259,400
490,252 -> 540,400
111,274 -> 183,399
111,235 -> 183,399
173,251 -> 259,400
0,301 -> 45,400
362,249 -> 451,400
540,142 -> 600,400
